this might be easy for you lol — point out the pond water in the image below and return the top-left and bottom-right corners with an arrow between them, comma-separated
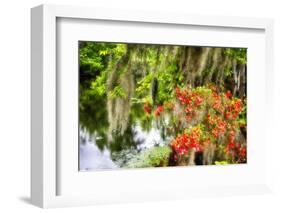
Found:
79,128 -> 117,171
79,125 -> 166,171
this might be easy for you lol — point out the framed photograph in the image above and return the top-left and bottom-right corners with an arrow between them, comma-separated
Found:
31,4 -> 274,208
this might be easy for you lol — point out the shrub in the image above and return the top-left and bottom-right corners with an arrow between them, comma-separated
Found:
126,146 -> 172,168
169,85 -> 246,164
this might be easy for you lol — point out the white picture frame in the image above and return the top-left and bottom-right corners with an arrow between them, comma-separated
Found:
31,4 -> 274,208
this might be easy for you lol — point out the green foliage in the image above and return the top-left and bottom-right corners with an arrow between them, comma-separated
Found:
192,86 -> 212,96
80,42 -> 108,71
111,149 -> 139,167
224,48 -> 247,64
135,72 -> 153,98
79,42 -> 124,137
90,72 -> 107,96
108,85 -> 126,99
79,42 -> 126,72
224,65 -> 233,77
156,60 -> 184,104
215,161 -> 228,165
126,146 -> 172,168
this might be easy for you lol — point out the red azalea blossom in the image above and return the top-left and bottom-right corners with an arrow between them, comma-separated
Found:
225,90 -> 232,98
143,103 -> 152,114
195,96 -> 203,106
171,85 -> 246,164
171,127 -> 204,156
228,130 -> 235,144
225,112 -> 231,120
225,99 -> 242,120
154,105 -> 164,117
239,147 -> 247,158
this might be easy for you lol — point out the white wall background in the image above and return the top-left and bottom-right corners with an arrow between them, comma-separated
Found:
0,0 -> 280,212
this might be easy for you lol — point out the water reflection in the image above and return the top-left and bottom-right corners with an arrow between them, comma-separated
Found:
79,128 -> 118,171
133,125 -> 165,150
79,124 -> 166,170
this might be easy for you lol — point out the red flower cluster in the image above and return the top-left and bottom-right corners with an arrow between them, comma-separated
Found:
143,102 -> 165,117
175,87 -> 192,105
226,141 -> 247,161
172,85 -> 246,164
171,127 -> 203,155
175,87 -> 204,122
239,147 -> 247,158
141,85 -> 246,164
211,92 -> 224,114
225,90 -> 232,98
207,114 -> 227,138
225,99 -> 242,120
143,102 -> 152,114
225,130 -> 247,161
228,130 -> 236,144
154,105 -> 164,117
195,96 -> 204,106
